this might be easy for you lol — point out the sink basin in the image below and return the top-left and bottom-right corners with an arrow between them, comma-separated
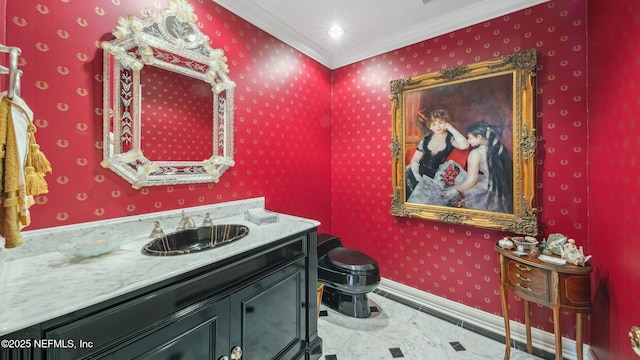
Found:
142,224 -> 250,256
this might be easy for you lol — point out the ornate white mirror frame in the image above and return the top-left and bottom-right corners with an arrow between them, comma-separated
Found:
101,0 -> 236,189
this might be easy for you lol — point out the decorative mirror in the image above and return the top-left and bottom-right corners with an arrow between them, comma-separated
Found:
101,0 -> 236,189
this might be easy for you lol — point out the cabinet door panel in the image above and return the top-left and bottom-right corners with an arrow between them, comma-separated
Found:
135,322 -> 214,360
558,273 -> 591,312
231,262 -> 305,360
98,297 -> 229,360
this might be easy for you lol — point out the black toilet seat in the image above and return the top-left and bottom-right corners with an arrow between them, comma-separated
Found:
327,247 -> 378,271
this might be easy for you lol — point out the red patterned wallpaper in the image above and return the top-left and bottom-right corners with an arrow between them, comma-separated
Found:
140,66 -> 214,161
331,0 -> 589,340
5,0 -> 637,357
4,0 -> 333,232
587,0 -> 640,359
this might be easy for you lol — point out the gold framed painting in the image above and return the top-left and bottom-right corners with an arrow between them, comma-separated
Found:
390,49 -> 537,235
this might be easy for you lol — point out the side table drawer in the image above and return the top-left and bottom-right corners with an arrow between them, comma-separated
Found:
505,259 -> 550,302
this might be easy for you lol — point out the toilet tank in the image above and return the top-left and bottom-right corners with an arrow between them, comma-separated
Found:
317,233 -> 343,257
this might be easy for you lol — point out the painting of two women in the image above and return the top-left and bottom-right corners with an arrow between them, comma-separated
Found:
404,74 -> 515,215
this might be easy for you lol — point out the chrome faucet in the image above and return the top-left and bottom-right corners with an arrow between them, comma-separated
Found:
176,211 -> 196,230
141,219 -> 166,238
201,211 -> 214,227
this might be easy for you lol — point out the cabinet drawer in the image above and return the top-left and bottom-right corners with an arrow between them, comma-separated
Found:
505,259 -> 550,302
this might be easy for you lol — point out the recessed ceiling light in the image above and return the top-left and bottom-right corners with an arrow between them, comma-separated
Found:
328,24 -> 344,38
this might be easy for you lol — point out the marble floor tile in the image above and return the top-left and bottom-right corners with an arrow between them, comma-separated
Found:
317,292 -> 545,360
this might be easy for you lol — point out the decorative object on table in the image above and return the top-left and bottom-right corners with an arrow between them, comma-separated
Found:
57,230 -> 126,258
538,254 -> 567,265
529,246 -> 540,259
540,233 -> 567,256
511,236 -> 538,255
498,237 -> 514,250
560,238 -> 592,267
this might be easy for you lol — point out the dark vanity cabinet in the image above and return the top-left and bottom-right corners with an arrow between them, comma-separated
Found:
1,230 -> 322,360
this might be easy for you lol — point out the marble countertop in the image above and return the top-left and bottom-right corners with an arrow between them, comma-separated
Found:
0,199 -> 319,336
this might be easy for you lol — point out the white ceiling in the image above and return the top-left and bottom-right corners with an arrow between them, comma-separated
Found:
211,0 -> 549,69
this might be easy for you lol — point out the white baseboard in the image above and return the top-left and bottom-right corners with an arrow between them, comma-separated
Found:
378,278 -> 595,360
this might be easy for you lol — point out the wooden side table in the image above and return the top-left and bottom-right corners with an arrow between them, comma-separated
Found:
495,244 -> 592,360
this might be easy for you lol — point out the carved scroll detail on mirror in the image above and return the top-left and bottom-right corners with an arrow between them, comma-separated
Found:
101,0 -> 236,189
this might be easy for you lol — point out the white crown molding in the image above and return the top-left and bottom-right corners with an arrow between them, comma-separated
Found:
210,0 -> 333,65
211,0 -> 549,69
332,0 -> 550,69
